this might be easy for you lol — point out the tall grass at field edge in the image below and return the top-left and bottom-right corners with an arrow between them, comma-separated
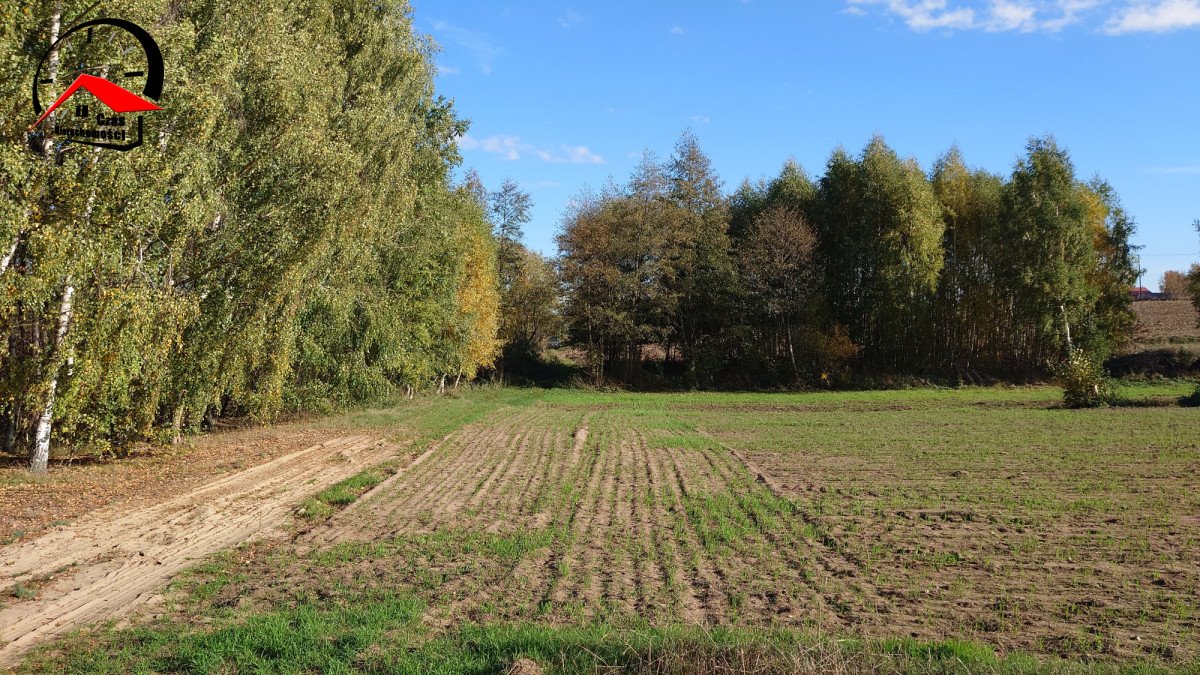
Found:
25,596 -> 1197,674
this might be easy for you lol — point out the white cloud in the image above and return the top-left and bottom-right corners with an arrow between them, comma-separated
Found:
458,135 -> 604,164
436,64 -> 461,75
430,20 -> 502,74
670,25 -> 686,34
559,8 -> 583,28
690,114 -> 711,124
536,145 -> 606,164
844,0 -> 1200,32
1041,0 -> 1107,30
1105,0 -> 1200,32
458,134 -> 525,160
565,146 -> 605,164
845,0 -> 976,30
986,0 -> 1039,30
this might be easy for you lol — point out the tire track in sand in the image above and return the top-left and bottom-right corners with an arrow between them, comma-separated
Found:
0,435 -> 394,667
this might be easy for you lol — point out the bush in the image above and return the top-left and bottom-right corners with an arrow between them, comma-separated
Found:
1105,348 -> 1199,379
1181,386 -> 1200,408
1055,349 -> 1114,408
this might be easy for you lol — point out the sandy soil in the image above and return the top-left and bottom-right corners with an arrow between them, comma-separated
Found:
0,424 -> 348,544
0,434 -> 397,667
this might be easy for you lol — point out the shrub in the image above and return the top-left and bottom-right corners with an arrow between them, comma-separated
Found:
1181,385 -> 1200,408
1055,349 -> 1114,408
1105,348 -> 1199,379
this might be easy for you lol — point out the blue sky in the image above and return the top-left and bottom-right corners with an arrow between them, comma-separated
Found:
411,0 -> 1200,289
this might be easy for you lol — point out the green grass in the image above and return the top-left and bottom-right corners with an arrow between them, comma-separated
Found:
316,470 -> 387,506
28,591 -> 1186,674
309,527 -> 558,569
534,380 -> 1196,408
8,582 -> 37,600
165,551 -> 245,609
332,386 -> 545,447
295,386 -> 549,521
296,469 -> 387,520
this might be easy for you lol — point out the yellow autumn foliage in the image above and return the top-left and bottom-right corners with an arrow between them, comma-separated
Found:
455,219 -> 501,379
1079,184 -> 1111,251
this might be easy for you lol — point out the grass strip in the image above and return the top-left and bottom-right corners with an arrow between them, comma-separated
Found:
24,596 -> 1196,674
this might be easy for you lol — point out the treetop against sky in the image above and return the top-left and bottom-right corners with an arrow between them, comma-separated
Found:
416,0 -> 1200,286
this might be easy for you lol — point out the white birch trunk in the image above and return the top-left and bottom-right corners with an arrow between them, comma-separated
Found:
40,3 -> 63,157
31,283 -> 74,474
0,236 -> 17,275
25,4 -> 66,473
171,404 -> 186,444
0,203 -> 25,274
29,126 -> 101,472
1061,304 -> 1073,353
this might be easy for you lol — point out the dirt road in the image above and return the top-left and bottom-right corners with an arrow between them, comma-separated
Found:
0,434 -> 395,667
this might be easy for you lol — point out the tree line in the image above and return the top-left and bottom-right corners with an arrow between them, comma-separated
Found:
0,2 -> 1174,470
558,132 -> 1140,388
1,1 -> 500,472
1157,247 -> 1200,301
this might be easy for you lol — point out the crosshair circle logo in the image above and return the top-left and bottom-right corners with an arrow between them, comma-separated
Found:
30,18 -> 164,151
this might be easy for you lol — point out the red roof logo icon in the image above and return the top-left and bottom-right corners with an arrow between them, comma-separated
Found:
32,73 -> 161,128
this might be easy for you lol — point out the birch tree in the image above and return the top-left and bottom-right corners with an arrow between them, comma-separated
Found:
1,0 -> 501,470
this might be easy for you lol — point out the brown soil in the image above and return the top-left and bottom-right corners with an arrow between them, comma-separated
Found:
722,440 -> 1200,662
214,406 -> 913,638
506,657 -> 544,675
0,424 -> 344,544
7,396 -> 1197,667
235,401 -> 1194,663
0,434 -> 398,667
1132,300 -> 1199,344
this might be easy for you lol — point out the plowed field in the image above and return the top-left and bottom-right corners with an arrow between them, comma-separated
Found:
7,384 -> 1199,672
